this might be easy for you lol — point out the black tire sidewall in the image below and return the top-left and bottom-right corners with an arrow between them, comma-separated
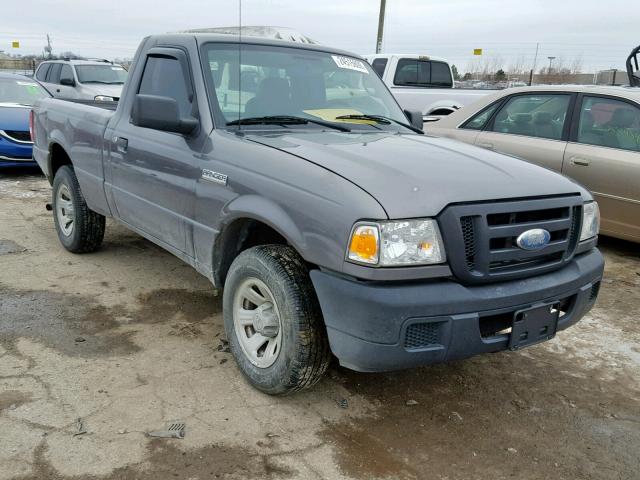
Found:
52,165 -> 104,253
223,246 -> 327,395
52,166 -> 82,251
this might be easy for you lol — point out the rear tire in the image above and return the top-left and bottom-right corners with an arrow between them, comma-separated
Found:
52,165 -> 105,253
223,245 -> 330,395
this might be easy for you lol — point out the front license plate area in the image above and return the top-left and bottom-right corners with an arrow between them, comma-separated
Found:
509,303 -> 559,350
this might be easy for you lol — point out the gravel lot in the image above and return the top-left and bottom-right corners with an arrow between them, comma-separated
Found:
1,169 -> 639,480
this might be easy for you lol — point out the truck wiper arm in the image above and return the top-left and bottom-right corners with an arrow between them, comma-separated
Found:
227,115 -> 351,132
335,114 -> 423,134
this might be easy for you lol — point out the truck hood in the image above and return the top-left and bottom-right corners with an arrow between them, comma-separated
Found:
247,131 -> 587,218
78,83 -> 123,99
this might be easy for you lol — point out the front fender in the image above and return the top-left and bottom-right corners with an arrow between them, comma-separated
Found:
221,194 -> 306,251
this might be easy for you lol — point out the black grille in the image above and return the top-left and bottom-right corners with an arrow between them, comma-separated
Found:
461,216 -> 477,270
440,196 -> 583,284
405,322 -> 442,349
589,282 -> 600,301
3,130 -> 31,142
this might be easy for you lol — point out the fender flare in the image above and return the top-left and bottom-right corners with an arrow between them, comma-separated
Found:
46,130 -> 72,181
211,194 -> 307,285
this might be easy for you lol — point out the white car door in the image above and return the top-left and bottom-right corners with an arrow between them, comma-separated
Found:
474,92 -> 574,172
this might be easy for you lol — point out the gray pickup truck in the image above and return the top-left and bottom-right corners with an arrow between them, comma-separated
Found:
32,33 -> 604,395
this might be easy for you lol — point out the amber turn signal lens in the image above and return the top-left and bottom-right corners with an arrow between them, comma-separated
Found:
348,225 -> 379,264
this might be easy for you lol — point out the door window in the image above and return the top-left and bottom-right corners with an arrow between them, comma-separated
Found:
35,63 -> 51,81
393,59 -> 452,87
371,58 -> 388,78
47,63 -> 62,84
577,96 -> 640,152
490,94 -> 571,140
138,56 -> 192,117
461,101 -> 501,130
60,65 -> 74,84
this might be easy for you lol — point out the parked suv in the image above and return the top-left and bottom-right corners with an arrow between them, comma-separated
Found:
35,59 -> 127,102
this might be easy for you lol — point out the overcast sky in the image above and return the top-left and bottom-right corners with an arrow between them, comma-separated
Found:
1,0 -> 634,72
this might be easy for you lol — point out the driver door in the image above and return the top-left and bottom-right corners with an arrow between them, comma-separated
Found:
108,49 -> 202,254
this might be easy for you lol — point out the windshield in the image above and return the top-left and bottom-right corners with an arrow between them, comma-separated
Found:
201,43 -> 409,130
0,78 -> 50,105
75,65 -> 127,84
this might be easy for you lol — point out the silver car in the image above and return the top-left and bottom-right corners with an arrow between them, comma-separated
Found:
34,59 -> 127,102
428,85 -> 640,243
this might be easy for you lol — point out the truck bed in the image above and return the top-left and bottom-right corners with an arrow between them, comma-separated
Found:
32,96 -> 115,216
59,98 -> 119,111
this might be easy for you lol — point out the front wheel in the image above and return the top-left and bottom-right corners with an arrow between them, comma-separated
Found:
223,245 -> 331,395
52,165 -> 105,253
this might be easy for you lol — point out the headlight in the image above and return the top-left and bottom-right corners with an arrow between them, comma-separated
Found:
348,219 -> 445,266
580,201 -> 600,241
94,95 -> 115,102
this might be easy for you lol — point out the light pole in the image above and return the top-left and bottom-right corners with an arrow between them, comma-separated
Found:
547,56 -> 556,73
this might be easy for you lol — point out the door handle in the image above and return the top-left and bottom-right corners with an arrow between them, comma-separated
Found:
113,136 -> 128,153
478,142 -> 494,150
56,88 -> 60,93
570,156 -> 590,166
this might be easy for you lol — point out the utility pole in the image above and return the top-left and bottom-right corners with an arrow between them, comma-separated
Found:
44,34 -> 52,59
547,56 -> 556,73
376,0 -> 386,54
529,42 -> 540,86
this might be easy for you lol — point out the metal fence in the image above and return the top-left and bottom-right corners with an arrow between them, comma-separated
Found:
0,58 -> 37,76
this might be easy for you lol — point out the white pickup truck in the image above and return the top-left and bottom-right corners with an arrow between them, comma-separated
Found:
364,54 -> 496,122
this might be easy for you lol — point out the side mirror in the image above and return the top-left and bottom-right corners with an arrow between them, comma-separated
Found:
60,78 -> 75,86
404,110 -> 424,131
131,94 -> 198,135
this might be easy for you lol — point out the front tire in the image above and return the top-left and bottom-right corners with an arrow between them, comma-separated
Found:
52,165 -> 105,253
223,245 -> 331,395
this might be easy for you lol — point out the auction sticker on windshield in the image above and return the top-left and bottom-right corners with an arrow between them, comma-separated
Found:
332,55 -> 369,74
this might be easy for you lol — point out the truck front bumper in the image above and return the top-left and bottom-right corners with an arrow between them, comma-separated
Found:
310,249 -> 604,372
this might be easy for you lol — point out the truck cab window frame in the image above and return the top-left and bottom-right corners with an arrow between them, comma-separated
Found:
136,53 -> 195,120
393,58 -> 453,88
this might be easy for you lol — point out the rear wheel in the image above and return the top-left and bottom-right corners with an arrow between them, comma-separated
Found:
52,165 -> 105,253
223,245 -> 331,395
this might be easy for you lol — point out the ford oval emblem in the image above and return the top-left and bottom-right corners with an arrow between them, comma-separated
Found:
516,229 -> 551,250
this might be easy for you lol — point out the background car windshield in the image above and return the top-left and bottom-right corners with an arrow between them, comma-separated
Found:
0,78 -> 50,105
75,65 -> 127,84
202,43 -> 407,128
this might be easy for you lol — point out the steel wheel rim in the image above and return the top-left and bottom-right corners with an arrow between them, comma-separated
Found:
233,277 -> 283,368
56,183 -> 75,237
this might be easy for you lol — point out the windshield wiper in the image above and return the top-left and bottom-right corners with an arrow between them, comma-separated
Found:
227,115 -> 351,132
335,114 -> 423,134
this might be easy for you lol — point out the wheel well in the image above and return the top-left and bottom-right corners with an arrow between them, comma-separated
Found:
427,108 -> 455,116
49,143 -> 72,182
213,218 -> 290,287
